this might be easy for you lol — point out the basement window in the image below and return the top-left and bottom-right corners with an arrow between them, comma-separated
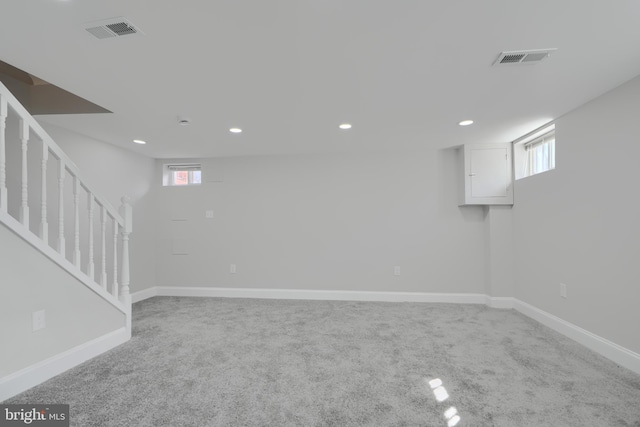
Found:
513,124 -> 555,180
163,163 -> 202,186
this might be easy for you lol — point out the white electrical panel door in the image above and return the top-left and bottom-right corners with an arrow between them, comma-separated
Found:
459,144 -> 513,205
470,147 -> 508,198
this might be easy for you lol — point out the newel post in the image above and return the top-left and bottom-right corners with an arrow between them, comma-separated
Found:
119,196 -> 133,304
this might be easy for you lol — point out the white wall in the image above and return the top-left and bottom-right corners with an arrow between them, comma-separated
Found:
483,206 -> 514,298
154,150 -> 487,293
38,123 -> 157,293
0,223 -> 125,376
513,75 -> 640,354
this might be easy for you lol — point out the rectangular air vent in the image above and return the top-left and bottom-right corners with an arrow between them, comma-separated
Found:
83,17 -> 143,39
493,49 -> 557,66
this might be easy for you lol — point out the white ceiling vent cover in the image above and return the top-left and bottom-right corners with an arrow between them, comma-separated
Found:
84,17 -> 144,39
493,49 -> 557,66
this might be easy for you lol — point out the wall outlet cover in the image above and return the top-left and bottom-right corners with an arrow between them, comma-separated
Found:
32,310 -> 46,331
560,283 -> 567,298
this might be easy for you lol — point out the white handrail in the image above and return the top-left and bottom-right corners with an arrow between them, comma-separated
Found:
0,81 -> 131,328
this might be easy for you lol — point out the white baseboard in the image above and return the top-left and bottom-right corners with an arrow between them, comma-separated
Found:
142,286 -> 488,304
513,300 -> 640,375
486,296 -> 515,309
131,286 -> 159,303
0,327 -> 130,402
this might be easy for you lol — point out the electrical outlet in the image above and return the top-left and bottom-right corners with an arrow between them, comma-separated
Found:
205,210 -> 214,219
32,310 -> 46,331
560,283 -> 567,298
230,264 -> 237,274
394,266 -> 401,276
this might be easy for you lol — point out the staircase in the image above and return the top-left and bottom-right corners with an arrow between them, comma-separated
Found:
0,80 -> 132,356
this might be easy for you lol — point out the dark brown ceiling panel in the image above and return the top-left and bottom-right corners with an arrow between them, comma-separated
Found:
0,60 -> 111,115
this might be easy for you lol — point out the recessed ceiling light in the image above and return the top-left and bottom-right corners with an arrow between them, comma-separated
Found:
133,139 -> 146,145
339,123 -> 352,130
458,120 -> 474,126
229,128 -> 242,133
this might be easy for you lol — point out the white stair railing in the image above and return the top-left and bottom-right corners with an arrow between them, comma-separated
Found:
0,81 -> 132,331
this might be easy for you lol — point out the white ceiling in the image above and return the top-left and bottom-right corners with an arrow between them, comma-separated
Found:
2,0 -> 640,159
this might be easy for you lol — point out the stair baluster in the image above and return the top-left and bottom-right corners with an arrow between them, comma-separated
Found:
40,143 -> 48,242
72,176 -> 81,267
113,221 -> 119,299
57,159 -> 65,256
19,120 -> 29,228
100,205 -> 108,288
87,193 -> 95,279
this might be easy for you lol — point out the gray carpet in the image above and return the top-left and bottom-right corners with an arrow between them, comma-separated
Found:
5,297 -> 640,426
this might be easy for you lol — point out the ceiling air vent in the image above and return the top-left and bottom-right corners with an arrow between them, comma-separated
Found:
84,17 -> 144,39
493,49 -> 557,66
